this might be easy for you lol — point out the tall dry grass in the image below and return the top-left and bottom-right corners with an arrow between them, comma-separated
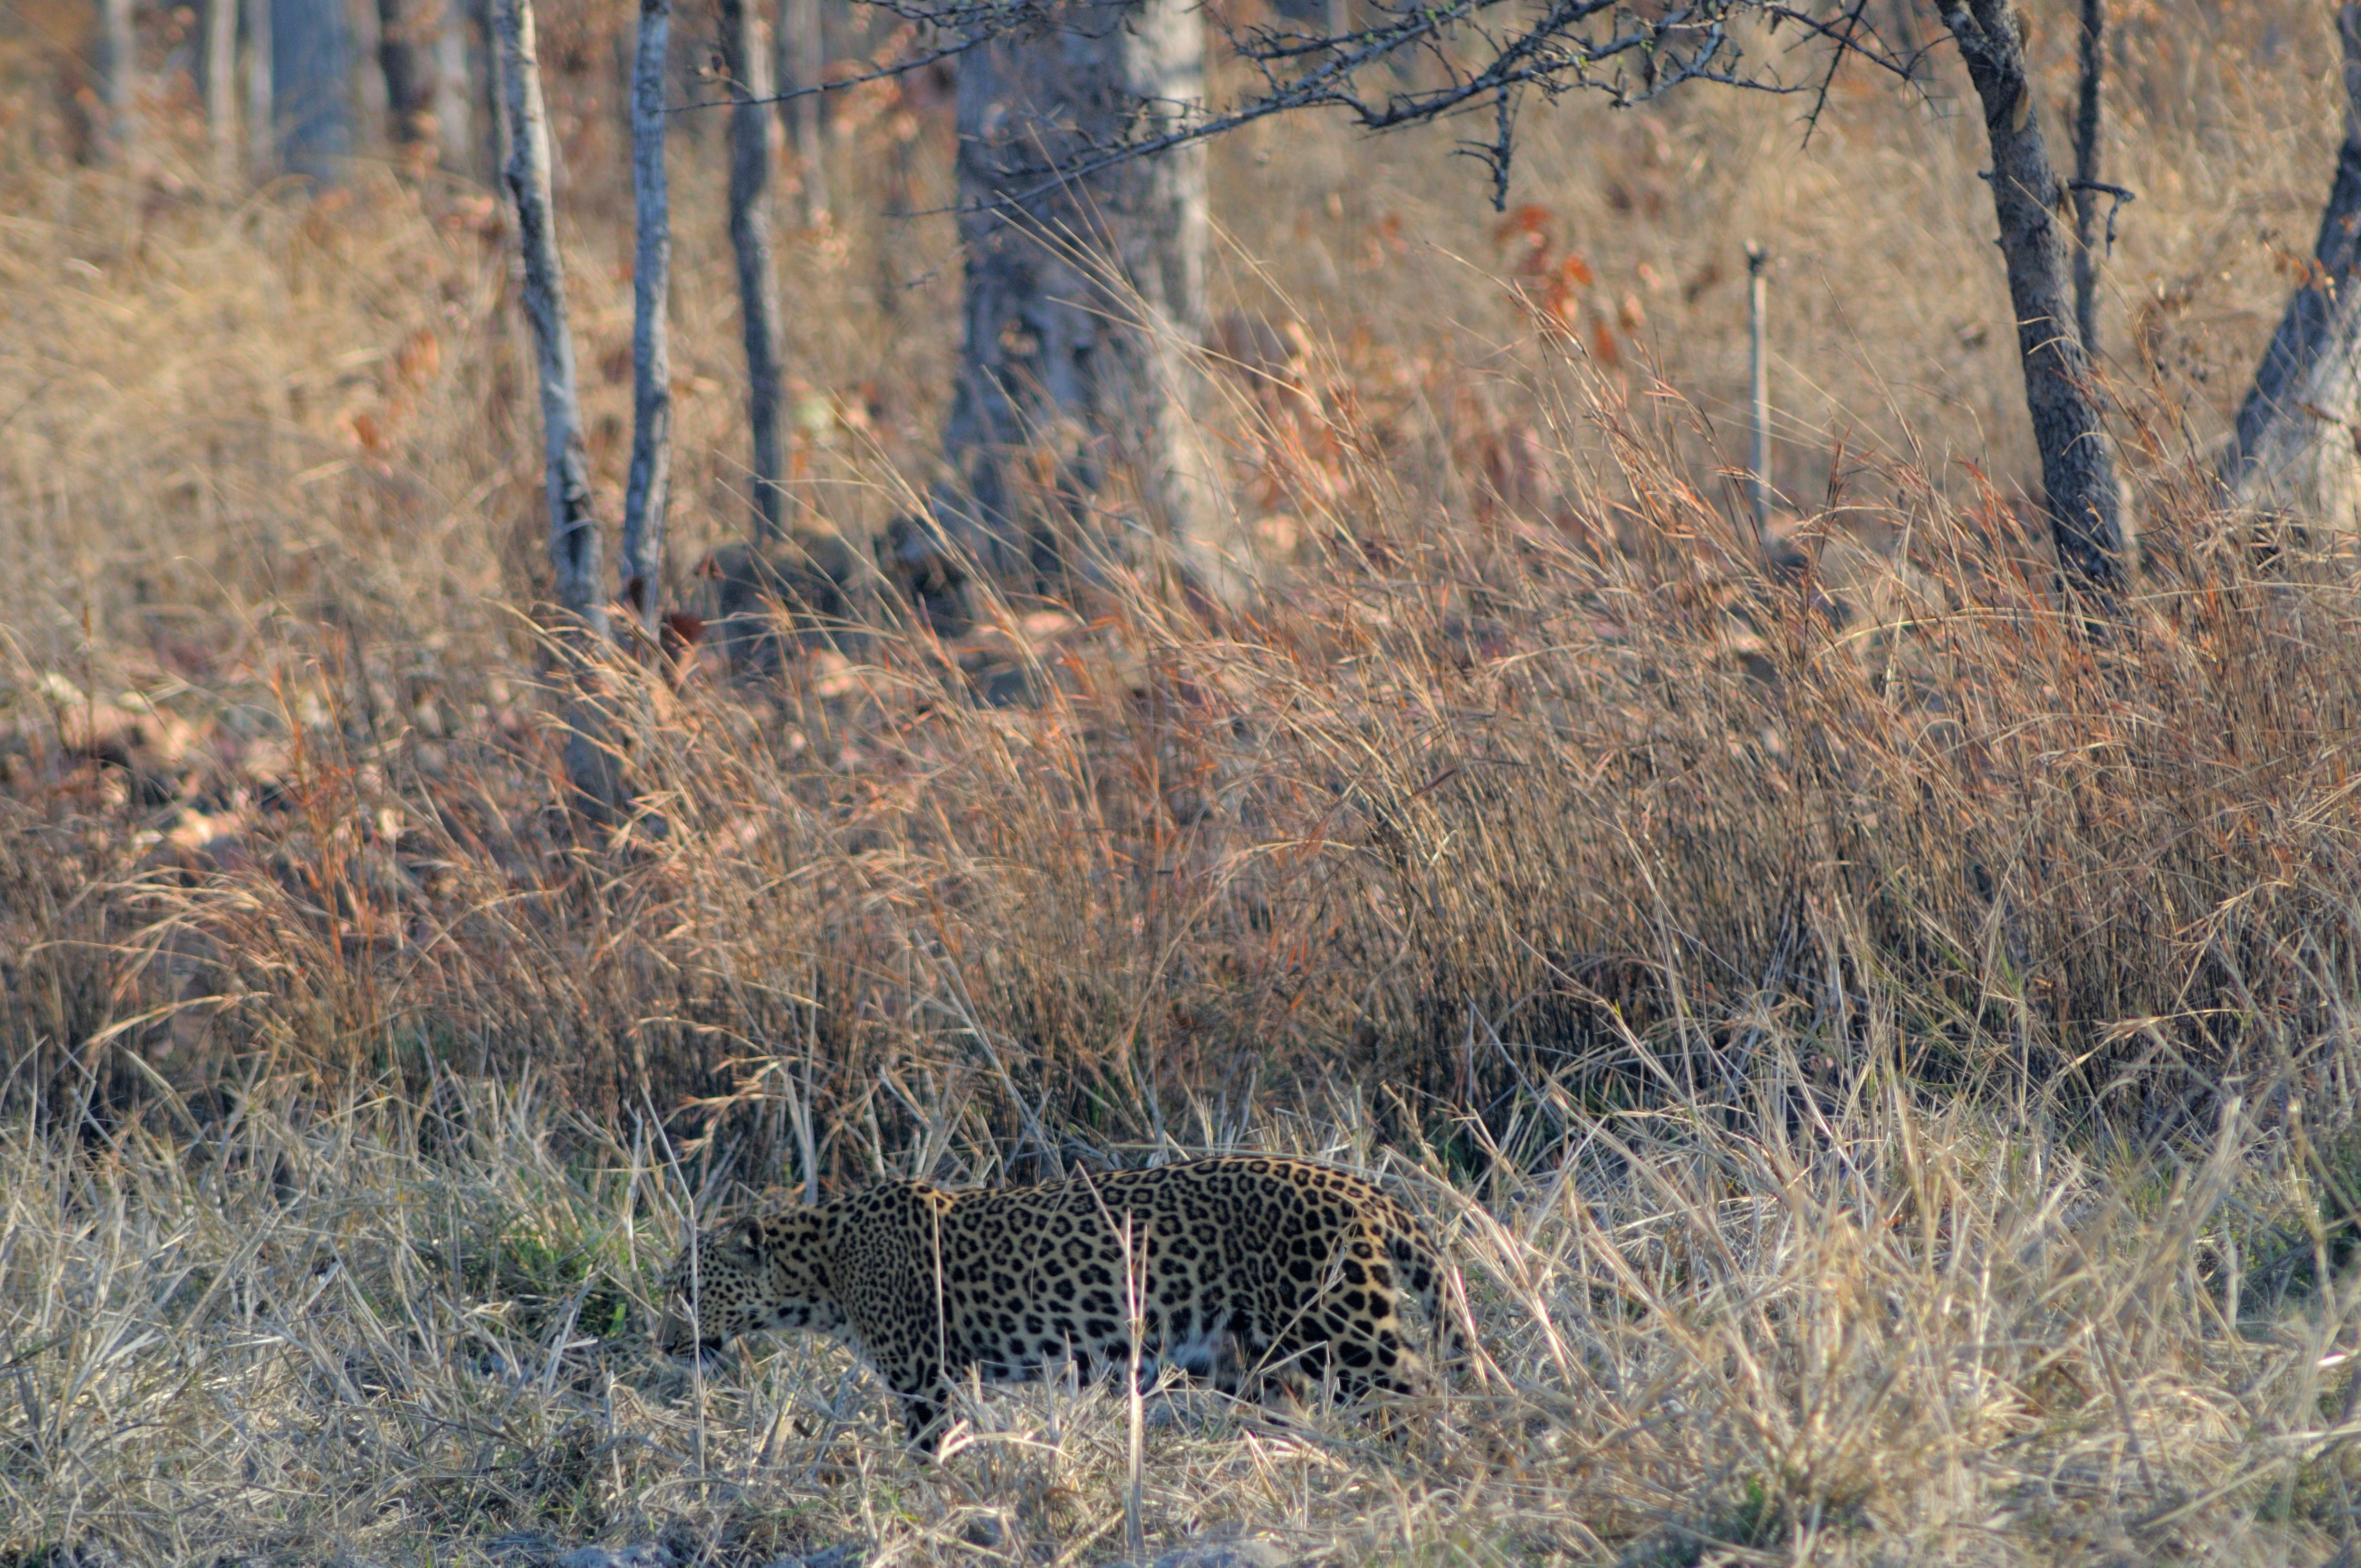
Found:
15,334 -> 2357,1146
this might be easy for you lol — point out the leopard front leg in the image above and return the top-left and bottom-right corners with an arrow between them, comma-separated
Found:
893,1365 -> 956,1455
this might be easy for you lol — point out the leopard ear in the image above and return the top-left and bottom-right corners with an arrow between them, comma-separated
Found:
738,1217 -> 765,1251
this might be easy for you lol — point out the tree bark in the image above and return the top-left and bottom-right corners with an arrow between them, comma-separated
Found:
2071,0 -> 2103,356
876,115 -> 915,322
432,0 -> 473,174
721,0 -> 787,544
272,0 -> 354,182
1939,0 -> 2124,600
243,0 -> 272,177
469,0 -> 507,182
378,0 -> 444,160
932,0 -> 1235,609
495,0 -> 621,816
621,0 -> 674,639
206,0 -> 238,186
777,0 -> 828,226
2221,4 -> 2361,539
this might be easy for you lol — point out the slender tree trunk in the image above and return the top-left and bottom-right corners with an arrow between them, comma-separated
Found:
495,0 -> 620,815
2071,0 -> 2104,356
206,0 -> 238,185
244,0 -> 273,177
622,0 -> 674,639
472,0 -> 507,182
877,117 -> 914,321
433,0 -> 472,173
497,0 -> 602,631
721,0 -> 787,544
272,0 -> 354,182
1747,241 -> 1771,538
2221,4 -> 2361,538
934,0 -> 1234,609
777,0 -> 827,225
378,0 -> 444,162
1939,0 -> 2124,600
100,0 -> 138,165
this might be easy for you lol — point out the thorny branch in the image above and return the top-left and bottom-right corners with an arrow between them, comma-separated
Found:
2069,178 -> 2137,252
673,0 -> 1906,212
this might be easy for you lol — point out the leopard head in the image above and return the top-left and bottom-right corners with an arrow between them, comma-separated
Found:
655,1210 -> 842,1359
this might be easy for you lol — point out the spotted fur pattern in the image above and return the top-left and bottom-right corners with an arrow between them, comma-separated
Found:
656,1156 -> 1456,1449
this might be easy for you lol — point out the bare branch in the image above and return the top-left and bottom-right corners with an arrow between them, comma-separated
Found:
669,0 -> 1873,219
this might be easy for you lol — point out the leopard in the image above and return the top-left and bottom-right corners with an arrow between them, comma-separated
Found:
655,1155 -> 1460,1451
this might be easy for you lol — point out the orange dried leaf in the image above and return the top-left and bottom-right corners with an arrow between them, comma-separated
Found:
1590,317 -> 1622,366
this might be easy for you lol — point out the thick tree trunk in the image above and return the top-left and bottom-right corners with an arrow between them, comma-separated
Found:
495,0 -> 620,816
932,0 -> 1234,609
272,0 -> 354,182
378,0 -> 443,159
1939,0 -> 2124,600
621,0 -> 674,639
205,0 -> 238,185
2071,0 -> 2103,356
777,0 -> 828,226
721,0 -> 787,544
2221,4 -> 2361,539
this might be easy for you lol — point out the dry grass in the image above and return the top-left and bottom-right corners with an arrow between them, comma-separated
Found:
8,1057 -> 2361,1565
6,0 -> 2361,1559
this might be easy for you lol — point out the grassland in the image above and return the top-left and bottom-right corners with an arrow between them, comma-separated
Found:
4,0 -> 2361,1561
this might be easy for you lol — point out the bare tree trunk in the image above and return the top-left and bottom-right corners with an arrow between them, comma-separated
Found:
2221,5 -> 2361,539
495,0 -> 620,815
432,0 -> 472,173
353,0 -> 386,151
721,0 -> 787,544
272,0 -> 354,182
378,0 -> 444,162
2071,0 -> 2104,356
1938,0 -> 2124,600
244,0 -> 273,177
876,117 -> 914,321
777,0 -> 827,225
933,0 -> 1234,610
1746,241 -> 1771,538
621,0 -> 674,639
100,0 -> 138,165
471,0 -> 506,182
206,0 -> 239,185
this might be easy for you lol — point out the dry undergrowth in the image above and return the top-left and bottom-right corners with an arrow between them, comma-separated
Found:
7,1056 -> 2361,1568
